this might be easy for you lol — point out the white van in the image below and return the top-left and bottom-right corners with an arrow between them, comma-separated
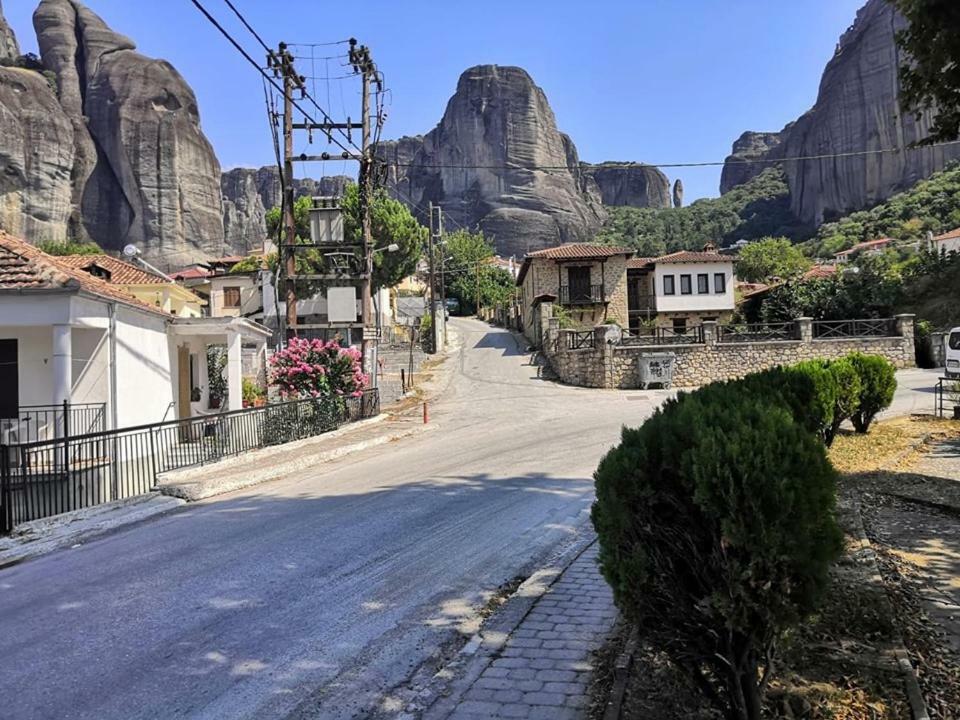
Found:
947,327 -> 960,378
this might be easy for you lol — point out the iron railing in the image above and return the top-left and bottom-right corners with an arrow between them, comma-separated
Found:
2,402 -> 106,445
562,330 -> 596,350
812,318 -> 896,339
0,390 -> 379,534
559,285 -> 604,305
718,322 -> 796,343
935,376 -> 958,418
620,326 -> 704,346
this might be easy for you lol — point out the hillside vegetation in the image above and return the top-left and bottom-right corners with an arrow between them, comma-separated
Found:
596,168 -> 805,255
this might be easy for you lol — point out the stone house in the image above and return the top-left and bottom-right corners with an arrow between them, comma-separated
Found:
516,244 -> 632,344
626,248 -> 736,333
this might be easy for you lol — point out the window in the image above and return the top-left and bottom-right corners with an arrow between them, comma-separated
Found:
672,318 -> 687,335
663,274 -> 675,295
223,286 -> 241,308
697,273 -> 709,294
949,331 -> 960,350
714,272 -> 726,294
680,274 -> 692,295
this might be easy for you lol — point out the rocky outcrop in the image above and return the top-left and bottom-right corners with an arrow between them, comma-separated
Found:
0,1 -> 18,62
719,131 -> 781,195
378,65 -> 610,258
581,162 -> 670,208
30,0 -> 224,267
673,179 -> 684,208
721,0 -> 960,225
220,166 -> 352,248
0,66 -> 75,241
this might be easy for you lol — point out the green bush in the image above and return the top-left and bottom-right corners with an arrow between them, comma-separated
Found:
847,353 -> 897,433
825,358 -> 862,445
593,392 -> 843,720
787,361 -> 839,445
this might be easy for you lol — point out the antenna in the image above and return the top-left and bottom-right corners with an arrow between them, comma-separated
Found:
122,244 -> 140,258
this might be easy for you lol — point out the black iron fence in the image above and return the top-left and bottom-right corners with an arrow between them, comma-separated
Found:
563,330 -> 596,350
0,390 -> 379,534
559,285 -> 604,305
718,322 -> 796,343
4,402 -> 106,444
620,326 -> 704,346
813,318 -> 896,339
935,376 -> 958,418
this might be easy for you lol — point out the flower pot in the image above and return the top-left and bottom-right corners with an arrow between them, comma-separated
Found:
209,397 -> 222,410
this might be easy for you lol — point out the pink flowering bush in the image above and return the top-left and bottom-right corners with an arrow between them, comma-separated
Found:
268,337 -> 368,400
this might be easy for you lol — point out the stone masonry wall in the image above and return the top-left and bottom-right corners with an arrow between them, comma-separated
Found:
543,316 -> 916,389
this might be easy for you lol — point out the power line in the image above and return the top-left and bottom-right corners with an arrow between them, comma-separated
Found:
221,0 -> 270,52
378,140 -> 960,172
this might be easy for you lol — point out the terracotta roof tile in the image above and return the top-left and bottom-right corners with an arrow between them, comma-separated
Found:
56,254 -> 166,285
625,257 -> 656,269
934,227 -> 960,242
524,243 -> 633,260
0,232 -> 168,315
654,250 -> 734,263
803,264 -> 839,280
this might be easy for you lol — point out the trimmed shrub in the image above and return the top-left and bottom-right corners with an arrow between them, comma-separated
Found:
783,361 -> 838,445
593,392 -> 842,720
847,353 -> 897,433
825,358 -> 862,445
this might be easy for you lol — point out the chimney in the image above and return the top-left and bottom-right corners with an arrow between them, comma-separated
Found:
702,242 -> 717,254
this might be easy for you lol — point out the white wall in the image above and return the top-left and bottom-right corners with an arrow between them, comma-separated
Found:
209,275 -> 260,318
653,262 -> 735,313
114,306 -> 175,427
0,326 -> 53,407
71,327 -> 109,407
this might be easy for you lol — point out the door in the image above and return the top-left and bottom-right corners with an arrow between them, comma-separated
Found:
177,345 -> 191,420
0,339 -> 17,420
568,266 -> 591,303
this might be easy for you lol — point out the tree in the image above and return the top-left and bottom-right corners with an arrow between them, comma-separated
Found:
264,184 -> 425,293
893,0 -> 960,144
441,229 -> 515,313
38,240 -> 103,256
735,237 -> 812,283
267,336 -> 367,399
592,388 -> 842,720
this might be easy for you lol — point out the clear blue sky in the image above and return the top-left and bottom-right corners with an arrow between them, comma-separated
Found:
6,0 -> 864,202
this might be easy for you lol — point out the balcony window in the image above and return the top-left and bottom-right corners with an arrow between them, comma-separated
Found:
714,273 -> 726,294
697,273 -> 709,294
680,274 -> 692,295
663,274 -> 675,295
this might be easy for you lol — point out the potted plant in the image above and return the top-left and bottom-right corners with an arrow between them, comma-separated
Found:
207,346 -> 227,410
242,377 -> 266,408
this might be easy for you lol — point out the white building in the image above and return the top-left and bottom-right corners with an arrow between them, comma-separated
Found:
931,227 -> 960,256
626,248 -> 736,333
0,233 -> 271,440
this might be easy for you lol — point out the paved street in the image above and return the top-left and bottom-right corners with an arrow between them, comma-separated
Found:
0,319 -> 942,720
0,319 -> 667,720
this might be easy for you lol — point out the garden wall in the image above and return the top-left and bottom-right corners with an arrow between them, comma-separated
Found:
543,316 -> 915,389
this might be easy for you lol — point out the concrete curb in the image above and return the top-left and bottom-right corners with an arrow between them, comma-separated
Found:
420,526 -> 597,720
0,493 -> 185,569
158,418 -> 429,501
602,625 -> 637,720
848,494 -> 930,720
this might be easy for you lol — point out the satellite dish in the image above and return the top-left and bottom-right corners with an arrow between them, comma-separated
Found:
122,244 -> 140,258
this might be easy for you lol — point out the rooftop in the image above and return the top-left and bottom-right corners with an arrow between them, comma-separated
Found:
524,243 -> 633,260
834,238 -> 893,256
933,227 -> 960,242
56,254 -> 166,285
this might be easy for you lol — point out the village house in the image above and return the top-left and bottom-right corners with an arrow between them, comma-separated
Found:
930,227 -> 960,255
0,233 -> 271,441
625,247 -> 736,333
516,244 -> 633,343
833,237 -> 893,263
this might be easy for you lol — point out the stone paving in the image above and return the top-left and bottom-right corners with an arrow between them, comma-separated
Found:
445,542 -> 617,720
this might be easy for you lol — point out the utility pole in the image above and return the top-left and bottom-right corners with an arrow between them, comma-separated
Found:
436,205 -> 446,347
427,201 -> 438,353
475,258 -> 481,319
279,43 -> 298,341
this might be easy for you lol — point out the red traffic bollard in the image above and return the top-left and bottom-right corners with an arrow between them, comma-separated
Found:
423,401 -> 429,424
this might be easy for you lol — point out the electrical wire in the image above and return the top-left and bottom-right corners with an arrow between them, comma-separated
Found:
221,0 -> 270,52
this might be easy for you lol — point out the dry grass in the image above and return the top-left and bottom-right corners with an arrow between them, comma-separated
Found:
828,416 -> 960,475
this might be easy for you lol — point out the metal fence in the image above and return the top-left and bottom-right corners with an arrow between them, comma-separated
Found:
0,390 -> 379,534
3,402 -> 106,444
718,322 -> 796,343
620,326 -> 704,346
935,376 -> 958,418
812,318 -> 896,339
559,285 -> 604,305
563,330 -> 596,350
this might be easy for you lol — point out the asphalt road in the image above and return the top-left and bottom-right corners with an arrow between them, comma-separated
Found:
0,319 -> 669,720
0,319 -> 941,720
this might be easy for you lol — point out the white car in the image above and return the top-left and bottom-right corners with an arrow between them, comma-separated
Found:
947,327 -> 960,378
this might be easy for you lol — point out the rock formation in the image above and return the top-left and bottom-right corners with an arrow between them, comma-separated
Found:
221,166 -> 352,248
719,131 -> 781,195
581,163 -> 670,208
672,179 -> 684,208
721,0 -> 960,225
0,1 -> 18,62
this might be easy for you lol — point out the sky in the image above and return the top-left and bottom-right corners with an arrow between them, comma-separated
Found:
5,0 -> 865,203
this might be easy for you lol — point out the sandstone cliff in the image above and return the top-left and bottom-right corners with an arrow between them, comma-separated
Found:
0,1 -> 18,62
721,0 -> 960,225
581,162 -> 670,209
719,131 -> 782,195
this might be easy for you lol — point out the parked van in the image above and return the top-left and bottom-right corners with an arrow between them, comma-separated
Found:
947,327 -> 960,378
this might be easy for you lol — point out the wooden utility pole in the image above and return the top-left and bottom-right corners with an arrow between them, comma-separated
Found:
427,201 -> 438,353
359,51 -> 375,381
476,258 -> 481,319
280,43 -> 298,340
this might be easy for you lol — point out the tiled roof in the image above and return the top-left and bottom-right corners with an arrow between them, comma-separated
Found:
835,238 -> 892,256
654,250 -> 734,264
934,227 -> 960,242
0,232 -> 167,315
170,266 -> 210,280
524,243 -> 633,260
56,254 -> 165,285
625,257 -> 656,270
803,264 -> 839,280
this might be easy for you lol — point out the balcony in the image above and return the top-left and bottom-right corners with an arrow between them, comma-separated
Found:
559,284 -> 604,305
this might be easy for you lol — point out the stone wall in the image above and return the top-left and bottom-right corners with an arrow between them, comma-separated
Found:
543,316 -> 916,389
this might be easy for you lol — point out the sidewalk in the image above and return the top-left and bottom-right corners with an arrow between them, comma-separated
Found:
430,540 -> 617,720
